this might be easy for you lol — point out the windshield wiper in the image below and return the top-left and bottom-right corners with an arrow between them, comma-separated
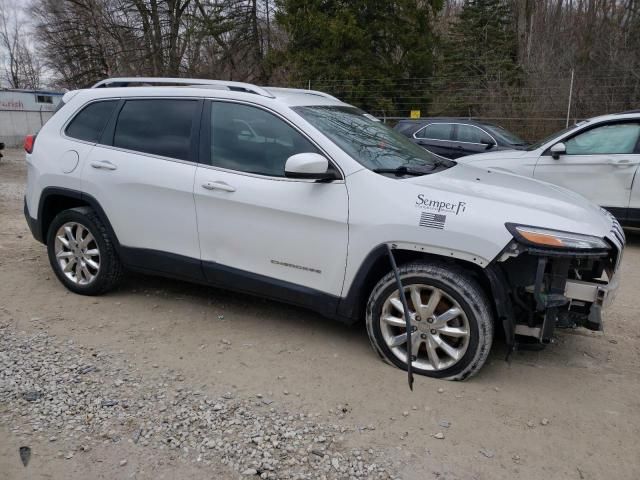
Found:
372,165 -> 436,176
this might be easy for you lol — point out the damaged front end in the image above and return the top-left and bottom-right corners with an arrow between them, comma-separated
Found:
492,219 -> 625,347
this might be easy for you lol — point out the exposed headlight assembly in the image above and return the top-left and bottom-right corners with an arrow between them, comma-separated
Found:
506,224 -> 609,250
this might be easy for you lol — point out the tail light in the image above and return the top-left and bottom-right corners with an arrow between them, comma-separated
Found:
24,134 -> 36,154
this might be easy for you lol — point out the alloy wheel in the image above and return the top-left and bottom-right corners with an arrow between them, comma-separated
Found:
53,222 -> 100,285
379,284 -> 470,371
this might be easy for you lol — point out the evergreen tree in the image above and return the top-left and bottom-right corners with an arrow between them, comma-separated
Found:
275,0 -> 444,116
435,0 -> 520,116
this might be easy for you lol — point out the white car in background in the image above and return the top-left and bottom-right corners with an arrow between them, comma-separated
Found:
458,111 -> 640,228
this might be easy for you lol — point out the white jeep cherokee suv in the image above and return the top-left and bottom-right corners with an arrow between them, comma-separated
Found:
24,78 -> 625,380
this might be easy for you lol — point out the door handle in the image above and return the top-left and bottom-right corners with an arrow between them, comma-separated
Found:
90,160 -> 117,171
202,181 -> 236,192
611,159 -> 636,167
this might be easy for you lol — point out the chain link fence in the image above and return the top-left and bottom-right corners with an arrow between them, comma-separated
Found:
290,71 -> 640,141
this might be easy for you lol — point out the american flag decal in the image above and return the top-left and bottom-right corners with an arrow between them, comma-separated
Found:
419,212 -> 446,229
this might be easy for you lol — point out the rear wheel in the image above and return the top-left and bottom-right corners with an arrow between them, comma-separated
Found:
46,208 -> 123,295
366,261 -> 493,380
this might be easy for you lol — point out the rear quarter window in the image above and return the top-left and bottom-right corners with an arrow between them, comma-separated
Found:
65,100 -> 118,143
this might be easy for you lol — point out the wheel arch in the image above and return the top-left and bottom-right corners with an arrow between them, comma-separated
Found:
37,187 -> 120,250
337,244 -> 512,339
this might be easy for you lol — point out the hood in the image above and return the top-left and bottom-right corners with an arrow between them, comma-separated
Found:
458,148 -> 533,163
407,163 -> 612,237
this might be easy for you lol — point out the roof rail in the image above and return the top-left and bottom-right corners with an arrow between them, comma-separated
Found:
265,87 -> 340,102
91,77 -> 275,98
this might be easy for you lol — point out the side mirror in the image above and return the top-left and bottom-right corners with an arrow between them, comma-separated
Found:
284,153 -> 338,181
481,139 -> 496,150
550,142 -> 566,159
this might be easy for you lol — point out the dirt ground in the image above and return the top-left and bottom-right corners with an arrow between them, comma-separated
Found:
1,149 -> 639,480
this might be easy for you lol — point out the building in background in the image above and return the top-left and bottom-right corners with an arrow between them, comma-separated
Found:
0,89 -> 63,147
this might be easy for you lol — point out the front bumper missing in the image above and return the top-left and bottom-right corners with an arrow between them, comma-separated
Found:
508,236 -> 624,345
504,220 -> 624,348
515,270 -> 620,340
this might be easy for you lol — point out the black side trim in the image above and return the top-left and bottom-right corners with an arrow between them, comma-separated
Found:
119,246 -> 206,282
336,244 -> 389,324
121,249 -> 340,320
203,261 -> 340,320
24,197 -> 43,243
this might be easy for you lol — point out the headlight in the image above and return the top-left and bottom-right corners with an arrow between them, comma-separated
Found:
506,224 -> 609,250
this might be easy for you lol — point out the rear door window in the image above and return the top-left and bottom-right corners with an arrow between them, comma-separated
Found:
113,99 -> 198,161
65,100 -> 118,143
455,124 -> 493,144
415,123 -> 454,141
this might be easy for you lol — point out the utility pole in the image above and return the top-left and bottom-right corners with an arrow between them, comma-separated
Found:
566,69 -> 575,128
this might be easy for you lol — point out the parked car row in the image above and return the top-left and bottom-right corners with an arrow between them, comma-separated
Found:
23,78 -> 626,381
395,112 -> 640,228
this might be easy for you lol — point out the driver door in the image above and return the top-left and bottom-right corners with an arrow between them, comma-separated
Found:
533,121 -> 640,216
193,100 -> 349,304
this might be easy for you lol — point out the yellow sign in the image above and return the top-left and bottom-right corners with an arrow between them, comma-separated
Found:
410,110 -> 420,119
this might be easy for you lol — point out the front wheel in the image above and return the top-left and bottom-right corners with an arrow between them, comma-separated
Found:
366,261 -> 493,380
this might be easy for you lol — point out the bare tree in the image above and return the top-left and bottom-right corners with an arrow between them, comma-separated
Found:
30,0 -> 278,87
0,0 -> 41,88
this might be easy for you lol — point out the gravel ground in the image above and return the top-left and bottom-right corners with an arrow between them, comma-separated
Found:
1,149 -> 640,479
0,321 -> 391,480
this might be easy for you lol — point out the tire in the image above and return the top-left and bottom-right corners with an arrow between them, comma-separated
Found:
46,207 -> 123,295
366,261 -> 493,381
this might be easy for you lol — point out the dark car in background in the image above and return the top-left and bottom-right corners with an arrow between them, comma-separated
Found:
394,118 -> 528,159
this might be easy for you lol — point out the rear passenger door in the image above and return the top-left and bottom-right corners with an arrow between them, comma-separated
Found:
412,123 -> 457,158
80,98 -> 203,278
452,124 -> 495,157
